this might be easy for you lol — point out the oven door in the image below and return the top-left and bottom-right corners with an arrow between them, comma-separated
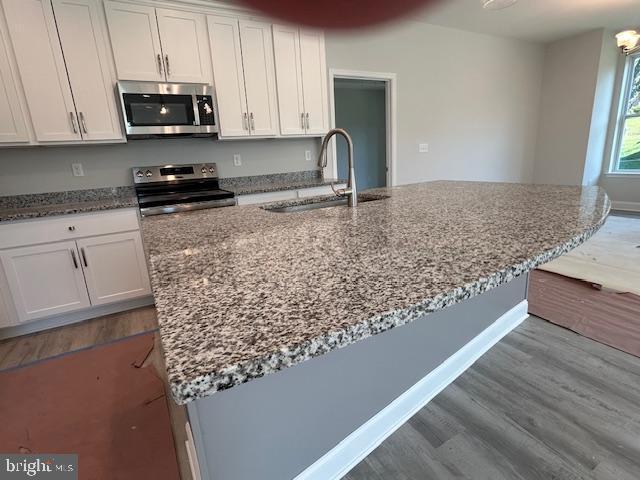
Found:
118,81 -> 204,136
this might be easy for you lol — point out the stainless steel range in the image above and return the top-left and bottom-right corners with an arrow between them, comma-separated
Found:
132,163 -> 235,216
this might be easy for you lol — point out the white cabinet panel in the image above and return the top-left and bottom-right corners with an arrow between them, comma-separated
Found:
236,189 -> 298,206
104,1 -> 163,81
207,15 -> 249,137
156,8 -> 211,84
0,241 -> 90,322
239,20 -> 278,136
0,18 -> 28,143
272,25 -> 304,136
2,0 -> 81,142
299,30 -> 328,135
77,232 -> 151,306
53,0 -> 122,141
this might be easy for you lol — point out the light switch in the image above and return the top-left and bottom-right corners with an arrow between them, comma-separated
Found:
418,143 -> 429,153
305,150 -> 312,161
72,163 -> 85,177
233,154 -> 242,167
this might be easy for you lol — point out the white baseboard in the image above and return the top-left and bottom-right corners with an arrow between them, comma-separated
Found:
612,201 -> 640,213
0,296 -> 155,340
295,300 -> 529,480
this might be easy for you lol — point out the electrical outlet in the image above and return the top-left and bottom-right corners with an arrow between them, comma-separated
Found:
71,163 -> 85,177
418,143 -> 429,153
233,154 -> 242,167
305,150 -> 312,161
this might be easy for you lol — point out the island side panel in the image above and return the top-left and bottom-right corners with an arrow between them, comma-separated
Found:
187,274 -> 528,480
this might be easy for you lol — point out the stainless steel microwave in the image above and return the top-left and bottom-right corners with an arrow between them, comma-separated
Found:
117,81 -> 218,137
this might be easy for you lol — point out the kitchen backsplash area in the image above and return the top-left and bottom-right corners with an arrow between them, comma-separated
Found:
0,137 -> 320,196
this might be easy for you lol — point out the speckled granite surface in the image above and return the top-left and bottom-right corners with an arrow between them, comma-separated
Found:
140,181 -> 610,404
0,186 -> 137,222
219,170 -> 344,195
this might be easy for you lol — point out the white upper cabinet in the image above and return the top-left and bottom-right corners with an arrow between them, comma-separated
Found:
272,26 -> 328,136
272,25 -> 305,136
104,2 -> 163,82
299,29 -> 328,135
207,15 -> 249,137
0,16 -> 28,144
105,1 -> 211,84
1,0 -> 123,143
207,16 -> 277,138
238,20 -> 278,136
156,8 -> 211,84
2,0 -> 81,142
52,0 -> 122,141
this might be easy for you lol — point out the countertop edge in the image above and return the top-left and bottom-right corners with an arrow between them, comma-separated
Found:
0,201 -> 139,223
168,204 -> 610,405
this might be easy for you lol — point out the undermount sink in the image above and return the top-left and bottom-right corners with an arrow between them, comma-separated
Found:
262,193 -> 390,213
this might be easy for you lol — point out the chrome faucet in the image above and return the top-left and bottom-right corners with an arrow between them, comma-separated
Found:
317,128 -> 357,207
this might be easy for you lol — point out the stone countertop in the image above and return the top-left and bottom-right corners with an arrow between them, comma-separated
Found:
221,176 -> 345,196
0,187 -> 138,222
140,181 -> 610,405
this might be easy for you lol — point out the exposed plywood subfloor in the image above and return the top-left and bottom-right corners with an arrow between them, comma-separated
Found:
539,214 -> 640,295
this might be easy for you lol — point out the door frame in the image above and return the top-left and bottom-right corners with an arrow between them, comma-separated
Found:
327,69 -> 397,187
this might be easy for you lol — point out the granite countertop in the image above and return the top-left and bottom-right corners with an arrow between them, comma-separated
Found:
220,173 -> 345,195
0,187 -> 138,222
140,181 -> 610,404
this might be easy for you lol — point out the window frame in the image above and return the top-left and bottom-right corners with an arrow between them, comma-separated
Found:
609,52 -> 640,174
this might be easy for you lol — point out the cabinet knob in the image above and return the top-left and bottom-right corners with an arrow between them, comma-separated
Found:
68,226 -> 76,231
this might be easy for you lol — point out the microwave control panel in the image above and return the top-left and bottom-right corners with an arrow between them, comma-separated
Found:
197,95 -> 216,125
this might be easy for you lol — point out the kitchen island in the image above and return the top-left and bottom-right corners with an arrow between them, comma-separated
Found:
140,181 -> 609,480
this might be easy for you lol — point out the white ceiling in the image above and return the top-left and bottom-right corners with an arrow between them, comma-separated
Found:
417,0 -> 640,43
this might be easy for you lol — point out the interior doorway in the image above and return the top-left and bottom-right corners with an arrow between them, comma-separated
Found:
328,70 -> 397,188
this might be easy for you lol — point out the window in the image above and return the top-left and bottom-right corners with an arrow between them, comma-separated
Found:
612,54 -> 640,172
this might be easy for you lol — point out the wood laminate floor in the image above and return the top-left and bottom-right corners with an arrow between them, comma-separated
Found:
2,310 -> 640,480
345,317 -> 640,480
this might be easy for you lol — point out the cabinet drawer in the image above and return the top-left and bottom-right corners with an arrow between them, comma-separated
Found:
0,208 -> 140,250
236,190 -> 298,206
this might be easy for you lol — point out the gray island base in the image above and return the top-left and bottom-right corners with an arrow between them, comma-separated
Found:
187,275 -> 528,480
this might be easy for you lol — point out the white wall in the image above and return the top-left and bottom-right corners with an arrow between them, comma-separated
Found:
531,28 -> 640,206
533,29 -> 607,185
0,138 -> 319,196
325,21 -> 545,185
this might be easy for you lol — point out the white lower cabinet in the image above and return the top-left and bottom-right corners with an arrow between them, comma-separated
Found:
0,241 -> 91,322
77,232 -> 151,306
0,209 -> 152,326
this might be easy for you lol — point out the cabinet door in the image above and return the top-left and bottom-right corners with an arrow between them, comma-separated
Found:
53,0 -> 123,141
2,0 -> 81,142
299,29 -> 329,135
76,232 -> 151,306
0,18 -> 28,144
207,15 -> 249,137
239,20 -> 278,136
0,241 -> 90,322
272,25 -> 305,136
156,8 -> 211,84
104,1 -> 163,81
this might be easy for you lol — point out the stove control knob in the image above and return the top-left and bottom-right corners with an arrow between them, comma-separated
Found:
201,167 -> 207,174
145,170 -> 153,177
209,167 -> 215,173
135,170 -> 144,178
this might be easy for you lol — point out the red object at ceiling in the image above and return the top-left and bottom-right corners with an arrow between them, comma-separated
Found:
238,0 -> 441,29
